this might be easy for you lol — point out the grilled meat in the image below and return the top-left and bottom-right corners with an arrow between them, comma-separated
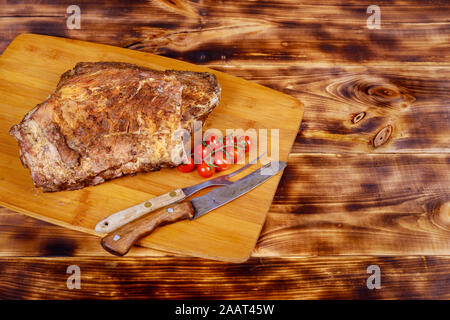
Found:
9,62 -> 221,191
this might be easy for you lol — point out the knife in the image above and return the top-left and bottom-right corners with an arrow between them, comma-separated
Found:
95,153 -> 266,233
101,161 -> 286,256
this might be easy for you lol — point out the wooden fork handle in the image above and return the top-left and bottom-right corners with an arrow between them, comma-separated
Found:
101,202 -> 194,256
95,188 -> 187,233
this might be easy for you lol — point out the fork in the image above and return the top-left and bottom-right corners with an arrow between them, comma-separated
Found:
95,152 -> 266,233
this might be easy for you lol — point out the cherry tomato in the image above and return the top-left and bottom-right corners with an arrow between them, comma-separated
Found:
204,134 -> 223,157
197,161 -> 216,178
204,134 -> 222,150
224,146 -> 244,164
237,136 -> 253,153
235,148 -> 245,163
194,144 -> 213,164
177,157 -> 195,173
223,135 -> 236,148
213,152 -> 232,172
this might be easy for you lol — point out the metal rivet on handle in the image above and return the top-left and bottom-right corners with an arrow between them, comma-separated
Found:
113,235 -> 120,241
169,191 -> 177,197
144,202 -> 152,208
168,208 -> 174,213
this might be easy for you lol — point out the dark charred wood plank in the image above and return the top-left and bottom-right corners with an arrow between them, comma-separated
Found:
0,256 -> 449,299
0,208 -> 173,257
256,153 -> 450,256
209,65 -> 450,153
0,0 -> 449,300
0,0 -> 449,64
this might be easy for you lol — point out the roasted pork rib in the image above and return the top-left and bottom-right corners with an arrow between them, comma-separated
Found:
10,62 -> 221,191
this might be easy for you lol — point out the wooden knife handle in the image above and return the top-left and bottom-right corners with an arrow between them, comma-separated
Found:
101,202 -> 194,256
95,188 -> 187,233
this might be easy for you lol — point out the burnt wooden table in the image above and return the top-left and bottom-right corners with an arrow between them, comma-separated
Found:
0,0 -> 449,299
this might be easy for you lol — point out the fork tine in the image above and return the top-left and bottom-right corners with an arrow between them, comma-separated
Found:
225,151 -> 267,179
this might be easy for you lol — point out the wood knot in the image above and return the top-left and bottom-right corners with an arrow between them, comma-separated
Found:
438,202 -> 450,226
352,112 -> 366,124
373,125 -> 392,148
366,83 -> 415,108
368,86 -> 400,99
327,77 -> 415,109
430,202 -> 450,231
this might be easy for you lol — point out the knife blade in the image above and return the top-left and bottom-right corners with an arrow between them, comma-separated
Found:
101,161 -> 286,256
95,152 -> 266,233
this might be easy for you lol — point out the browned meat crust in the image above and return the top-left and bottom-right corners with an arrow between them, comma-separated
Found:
9,62 -> 221,191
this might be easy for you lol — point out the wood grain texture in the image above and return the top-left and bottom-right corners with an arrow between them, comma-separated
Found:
256,153 -> 450,256
0,0 -> 449,65
101,202 -> 195,256
0,207 -> 170,257
1,256 -> 449,299
0,0 -> 449,300
209,65 -> 450,153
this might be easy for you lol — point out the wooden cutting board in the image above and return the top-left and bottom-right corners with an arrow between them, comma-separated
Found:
0,34 -> 303,262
